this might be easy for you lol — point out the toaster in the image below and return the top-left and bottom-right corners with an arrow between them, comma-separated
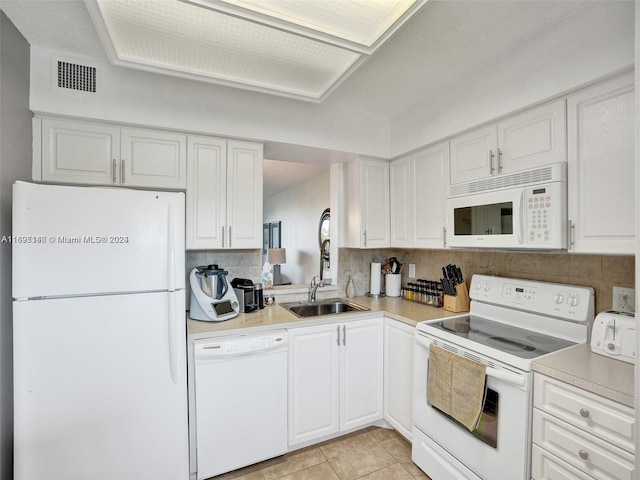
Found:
590,311 -> 636,364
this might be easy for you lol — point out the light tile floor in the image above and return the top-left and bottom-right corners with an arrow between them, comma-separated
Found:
211,427 -> 431,480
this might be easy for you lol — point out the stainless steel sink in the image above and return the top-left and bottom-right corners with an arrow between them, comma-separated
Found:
281,299 -> 369,318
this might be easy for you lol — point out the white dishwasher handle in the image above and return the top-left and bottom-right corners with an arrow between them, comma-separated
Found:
194,331 -> 287,364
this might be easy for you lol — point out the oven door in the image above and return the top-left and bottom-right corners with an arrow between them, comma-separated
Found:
412,332 -> 532,480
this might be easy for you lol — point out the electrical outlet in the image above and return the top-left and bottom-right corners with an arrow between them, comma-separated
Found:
409,263 -> 416,278
613,287 -> 635,314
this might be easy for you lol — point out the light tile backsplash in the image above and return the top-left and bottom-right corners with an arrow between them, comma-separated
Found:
185,250 -> 263,306
339,248 -> 635,314
185,248 -> 635,315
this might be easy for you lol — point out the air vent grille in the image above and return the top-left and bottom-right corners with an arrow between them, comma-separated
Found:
431,338 -> 497,369
57,61 -> 96,92
449,165 -> 555,197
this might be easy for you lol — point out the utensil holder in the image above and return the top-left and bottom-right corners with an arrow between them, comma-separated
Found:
443,283 -> 470,313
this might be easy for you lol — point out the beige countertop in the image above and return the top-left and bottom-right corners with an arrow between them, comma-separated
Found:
533,343 -> 635,408
187,295 -> 458,340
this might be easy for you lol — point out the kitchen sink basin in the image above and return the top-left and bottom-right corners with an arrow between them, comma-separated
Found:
281,299 -> 369,318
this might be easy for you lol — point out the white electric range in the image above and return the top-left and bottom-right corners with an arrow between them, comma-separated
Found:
412,274 -> 595,480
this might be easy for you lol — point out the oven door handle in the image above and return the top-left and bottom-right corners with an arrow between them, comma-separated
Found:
485,366 -> 525,387
415,334 -> 526,387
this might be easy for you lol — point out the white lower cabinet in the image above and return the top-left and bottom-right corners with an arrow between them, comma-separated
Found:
288,317 -> 384,446
383,318 -> 414,440
532,374 -> 635,480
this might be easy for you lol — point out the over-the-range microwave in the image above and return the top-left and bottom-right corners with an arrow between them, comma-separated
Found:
446,162 -> 567,250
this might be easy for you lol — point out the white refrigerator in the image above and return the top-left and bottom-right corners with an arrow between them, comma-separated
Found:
12,181 -> 189,480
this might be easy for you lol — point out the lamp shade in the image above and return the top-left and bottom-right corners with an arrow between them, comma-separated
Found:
268,248 -> 287,265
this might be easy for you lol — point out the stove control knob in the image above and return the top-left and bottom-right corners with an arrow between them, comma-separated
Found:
568,295 -> 579,307
474,281 -> 482,290
554,294 -> 564,305
483,282 -> 490,292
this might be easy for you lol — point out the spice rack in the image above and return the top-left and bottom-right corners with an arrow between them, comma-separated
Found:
401,279 -> 443,307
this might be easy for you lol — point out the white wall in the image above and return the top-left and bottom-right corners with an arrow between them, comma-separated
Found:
390,1 -> 635,157
634,0 -> 639,470
0,11 -> 33,479
264,169 -> 330,284
28,46 -> 390,159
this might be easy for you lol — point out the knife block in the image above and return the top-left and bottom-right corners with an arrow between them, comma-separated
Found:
443,283 -> 470,313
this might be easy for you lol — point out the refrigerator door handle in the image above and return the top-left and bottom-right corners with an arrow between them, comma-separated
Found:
167,197 -> 176,292
168,293 -> 178,384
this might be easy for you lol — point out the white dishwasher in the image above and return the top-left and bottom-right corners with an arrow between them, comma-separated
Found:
193,330 -> 288,479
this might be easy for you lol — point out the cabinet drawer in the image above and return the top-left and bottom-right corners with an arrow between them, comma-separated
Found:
533,409 -> 634,480
534,374 -> 634,453
532,444 -> 596,480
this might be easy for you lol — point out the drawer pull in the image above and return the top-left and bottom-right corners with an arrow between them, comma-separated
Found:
578,450 -> 589,460
579,408 -> 590,418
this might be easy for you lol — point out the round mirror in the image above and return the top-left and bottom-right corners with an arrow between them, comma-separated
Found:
318,208 -> 330,247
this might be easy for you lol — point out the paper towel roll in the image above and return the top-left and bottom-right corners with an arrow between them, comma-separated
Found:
370,262 -> 381,295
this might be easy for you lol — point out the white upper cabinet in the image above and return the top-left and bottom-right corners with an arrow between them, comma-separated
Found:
450,99 -> 566,184
449,125 -> 497,184
120,128 -> 187,189
390,142 -> 447,249
226,140 -> 264,249
344,158 -> 390,248
35,116 -> 186,189
389,157 -> 412,247
186,136 -> 263,250
567,73 -> 635,254
498,100 -> 566,174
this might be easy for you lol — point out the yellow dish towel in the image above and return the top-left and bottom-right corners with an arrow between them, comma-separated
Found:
427,344 -> 487,431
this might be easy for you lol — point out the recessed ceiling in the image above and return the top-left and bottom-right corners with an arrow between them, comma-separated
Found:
84,0 -> 425,101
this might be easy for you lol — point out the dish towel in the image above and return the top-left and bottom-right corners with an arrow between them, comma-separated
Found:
427,344 -> 487,431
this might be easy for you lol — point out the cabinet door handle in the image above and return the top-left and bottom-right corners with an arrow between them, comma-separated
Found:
229,226 -> 232,248
222,226 -> 225,248
579,408 -> 590,418
342,325 -> 346,346
336,325 -> 341,346
489,150 -> 495,174
497,148 -> 503,173
112,159 -> 117,183
569,220 -> 576,249
443,227 -> 447,248
363,230 -> 367,247
578,450 -> 589,460
121,159 -> 125,184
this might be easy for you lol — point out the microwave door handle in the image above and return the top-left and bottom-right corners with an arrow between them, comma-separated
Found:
516,191 -> 525,245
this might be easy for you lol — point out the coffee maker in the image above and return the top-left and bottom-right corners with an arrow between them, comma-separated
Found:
231,278 -> 264,313
189,265 -> 239,321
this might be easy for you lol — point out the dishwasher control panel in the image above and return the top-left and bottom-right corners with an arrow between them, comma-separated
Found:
194,330 -> 288,360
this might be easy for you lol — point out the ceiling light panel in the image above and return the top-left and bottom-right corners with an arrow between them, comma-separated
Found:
216,0 -> 418,48
92,0 -> 361,99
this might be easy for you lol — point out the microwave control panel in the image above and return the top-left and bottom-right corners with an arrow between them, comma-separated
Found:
524,182 -> 564,247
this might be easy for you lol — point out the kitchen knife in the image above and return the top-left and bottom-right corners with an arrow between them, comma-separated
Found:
454,265 -> 463,284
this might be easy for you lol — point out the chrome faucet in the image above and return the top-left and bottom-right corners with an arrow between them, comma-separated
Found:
309,275 -> 322,302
